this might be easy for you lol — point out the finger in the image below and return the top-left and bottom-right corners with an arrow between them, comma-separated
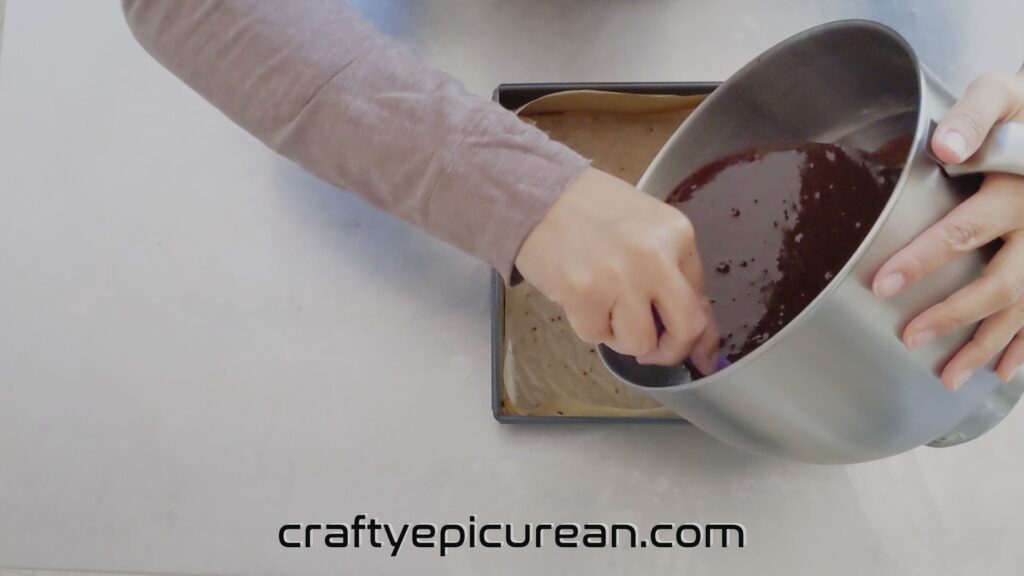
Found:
675,223 -> 721,372
996,330 -> 1024,382
677,233 -> 708,295
636,272 -> 708,366
636,328 -> 692,367
688,315 -> 722,376
676,238 -> 720,373
873,176 -> 1024,299
932,72 -> 1024,164
903,234 -> 1024,348
940,301 -> 1024,390
638,320 -> 720,372
607,296 -> 659,358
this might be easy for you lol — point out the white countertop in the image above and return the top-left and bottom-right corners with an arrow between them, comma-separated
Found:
1,1 -> 1023,574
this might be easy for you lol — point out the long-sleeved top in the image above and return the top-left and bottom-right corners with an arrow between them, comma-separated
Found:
121,0 -> 590,281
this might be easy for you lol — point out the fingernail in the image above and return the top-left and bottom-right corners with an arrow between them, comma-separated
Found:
940,130 -> 968,162
909,329 -> 936,349
874,273 -> 905,299
692,356 -> 714,377
950,369 -> 972,390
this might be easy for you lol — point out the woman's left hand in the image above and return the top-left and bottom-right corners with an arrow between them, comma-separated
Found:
872,69 -> 1024,390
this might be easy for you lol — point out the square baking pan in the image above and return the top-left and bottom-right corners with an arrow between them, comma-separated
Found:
491,81 -> 719,424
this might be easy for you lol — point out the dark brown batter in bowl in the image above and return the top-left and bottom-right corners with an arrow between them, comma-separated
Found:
667,135 -> 912,363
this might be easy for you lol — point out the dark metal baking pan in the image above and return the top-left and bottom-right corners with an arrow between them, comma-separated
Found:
491,82 -> 718,423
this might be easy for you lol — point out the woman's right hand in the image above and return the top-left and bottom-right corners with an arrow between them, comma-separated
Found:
515,167 -> 720,374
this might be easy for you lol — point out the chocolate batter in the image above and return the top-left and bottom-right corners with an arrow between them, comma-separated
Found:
667,136 -> 911,364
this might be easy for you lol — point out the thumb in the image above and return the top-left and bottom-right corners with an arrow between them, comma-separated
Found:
932,73 -> 1024,164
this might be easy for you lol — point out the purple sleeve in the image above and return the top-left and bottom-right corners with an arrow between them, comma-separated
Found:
121,0 -> 590,280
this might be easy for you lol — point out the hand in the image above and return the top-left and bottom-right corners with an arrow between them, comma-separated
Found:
872,70 -> 1024,389
515,167 -> 720,373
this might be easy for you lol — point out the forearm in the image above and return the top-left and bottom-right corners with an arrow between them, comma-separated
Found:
121,0 -> 589,279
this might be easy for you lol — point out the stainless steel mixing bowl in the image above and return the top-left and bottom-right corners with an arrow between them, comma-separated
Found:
599,20 -> 1024,463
